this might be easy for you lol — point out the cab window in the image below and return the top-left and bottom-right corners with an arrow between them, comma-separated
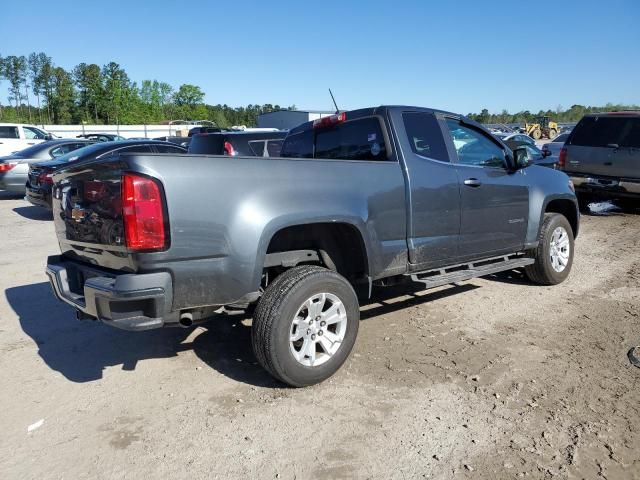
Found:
445,119 -> 507,168
23,126 -> 48,139
402,112 -> 449,162
0,126 -> 19,139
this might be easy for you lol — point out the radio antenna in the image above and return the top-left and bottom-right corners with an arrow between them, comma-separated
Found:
329,88 -> 340,114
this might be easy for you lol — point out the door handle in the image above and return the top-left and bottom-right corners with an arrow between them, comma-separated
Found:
464,178 -> 482,187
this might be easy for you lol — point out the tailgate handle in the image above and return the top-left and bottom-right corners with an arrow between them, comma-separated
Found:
604,162 -> 613,166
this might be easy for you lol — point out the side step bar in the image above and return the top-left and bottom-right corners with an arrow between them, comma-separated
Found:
409,255 -> 534,290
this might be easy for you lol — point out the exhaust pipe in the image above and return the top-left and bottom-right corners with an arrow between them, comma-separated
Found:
179,312 -> 194,328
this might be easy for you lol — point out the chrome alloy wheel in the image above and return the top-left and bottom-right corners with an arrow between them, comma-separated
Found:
550,226 -> 570,273
289,293 -> 348,367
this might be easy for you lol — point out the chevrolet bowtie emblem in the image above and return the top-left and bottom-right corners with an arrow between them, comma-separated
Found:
71,208 -> 86,222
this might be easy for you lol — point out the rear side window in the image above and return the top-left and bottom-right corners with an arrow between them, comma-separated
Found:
281,129 -> 314,158
50,144 -> 82,157
155,145 -> 187,154
281,118 -> 388,161
314,117 -> 387,161
188,134 -> 225,155
117,145 -> 154,154
0,126 -> 19,139
249,140 -> 266,156
570,116 -> 640,148
402,112 -> 449,162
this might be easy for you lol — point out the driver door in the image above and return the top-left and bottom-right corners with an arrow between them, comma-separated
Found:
442,117 -> 529,259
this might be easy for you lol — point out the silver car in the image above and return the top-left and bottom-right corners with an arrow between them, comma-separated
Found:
541,132 -> 570,162
0,139 -> 93,194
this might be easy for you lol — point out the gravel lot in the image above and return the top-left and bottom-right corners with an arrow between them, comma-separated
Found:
1,192 -> 638,479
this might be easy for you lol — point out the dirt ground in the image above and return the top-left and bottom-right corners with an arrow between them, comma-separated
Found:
0,192 -> 638,480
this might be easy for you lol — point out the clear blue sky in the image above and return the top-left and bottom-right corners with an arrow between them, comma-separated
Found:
3,0 -> 639,114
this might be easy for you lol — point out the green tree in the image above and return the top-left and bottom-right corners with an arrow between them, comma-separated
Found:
173,84 -> 204,107
50,67 -> 75,123
73,63 -> 103,123
102,62 -> 133,124
4,56 -> 27,117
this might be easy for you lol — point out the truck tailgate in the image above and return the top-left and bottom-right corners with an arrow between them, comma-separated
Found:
565,145 -> 639,179
52,158 -> 135,271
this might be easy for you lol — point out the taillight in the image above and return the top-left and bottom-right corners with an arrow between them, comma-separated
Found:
0,162 -> 18,173
313,112 -> 347,129
121,173 -> 167,251
224,141 -> 237,156
558,147 -> 567,168
38,172 -> 53,184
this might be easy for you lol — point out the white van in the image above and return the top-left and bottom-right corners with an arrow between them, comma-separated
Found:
0,124 -> 55,156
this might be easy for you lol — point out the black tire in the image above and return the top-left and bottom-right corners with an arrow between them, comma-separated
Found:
525,213 -> 575,285
251,265 -> 360,387
532,129 -> 542,140
548,129 -> 557,139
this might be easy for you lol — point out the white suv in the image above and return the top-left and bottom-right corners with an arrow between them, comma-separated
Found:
0,124 -> 54,156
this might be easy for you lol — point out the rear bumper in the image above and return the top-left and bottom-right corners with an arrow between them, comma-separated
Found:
0,174 -> 27,193
569,174 -> 640,198
25,185 -> 52,209
46,255 -> 177,331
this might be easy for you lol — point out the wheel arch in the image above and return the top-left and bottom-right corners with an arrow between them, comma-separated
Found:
544,198 -> 579,238
256,219 -> 371,287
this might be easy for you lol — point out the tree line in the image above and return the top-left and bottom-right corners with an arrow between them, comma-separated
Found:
0,52 -> 291,127
467,103 -> 640,125
1,52 -> 637,127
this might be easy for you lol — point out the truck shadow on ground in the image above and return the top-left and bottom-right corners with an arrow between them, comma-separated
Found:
12,206 -> 53,221
9,280 -> 481,387
7,282 -> 193,383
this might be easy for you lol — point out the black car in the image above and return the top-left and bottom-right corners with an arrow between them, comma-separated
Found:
26,140 -> 187,209
76,133 -> 126,142
188,131 -> 288,156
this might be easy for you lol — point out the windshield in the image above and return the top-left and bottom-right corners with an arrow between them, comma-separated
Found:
554,133 -> 569,143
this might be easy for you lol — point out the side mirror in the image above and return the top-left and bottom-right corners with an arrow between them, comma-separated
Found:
513,147 -> 531,169
44,133 -> 53,140
542,148 -> 552,157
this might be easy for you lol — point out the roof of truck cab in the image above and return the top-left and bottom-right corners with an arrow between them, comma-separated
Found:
287,105 -> 466,134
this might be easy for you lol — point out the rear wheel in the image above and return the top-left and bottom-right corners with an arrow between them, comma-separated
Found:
525,213 -> 574,285
252,265 -> 360,387
548,128 -> 557,139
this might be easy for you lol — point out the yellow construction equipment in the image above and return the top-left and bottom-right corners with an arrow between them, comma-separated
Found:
524,116 -> 559,140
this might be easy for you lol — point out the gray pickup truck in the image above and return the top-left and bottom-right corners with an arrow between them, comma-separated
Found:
46,106 -> 579,386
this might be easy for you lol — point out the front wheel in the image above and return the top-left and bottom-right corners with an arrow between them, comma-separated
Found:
525,213 -> 575,285
252,266 -> 360,387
